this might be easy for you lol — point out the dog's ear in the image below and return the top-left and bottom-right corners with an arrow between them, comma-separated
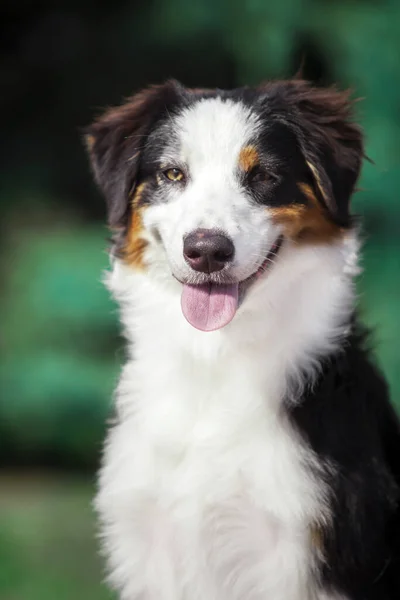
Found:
84,80 -> 184,229
266,80 -> 364,225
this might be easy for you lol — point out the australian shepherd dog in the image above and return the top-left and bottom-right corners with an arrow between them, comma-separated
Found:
85,79 -> 400,600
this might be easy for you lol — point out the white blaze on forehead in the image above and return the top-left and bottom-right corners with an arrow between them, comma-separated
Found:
172,97 -> 260,173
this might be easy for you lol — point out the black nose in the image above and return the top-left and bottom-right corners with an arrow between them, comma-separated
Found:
183,229 -> 235,273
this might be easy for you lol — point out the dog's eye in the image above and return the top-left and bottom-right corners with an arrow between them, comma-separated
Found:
163,168 -> 185,182
247,166 -> 270,184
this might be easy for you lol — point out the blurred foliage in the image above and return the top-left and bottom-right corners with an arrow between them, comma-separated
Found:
0,473 -> 114,600
0,0 -> 399,471
1,221 -> 120,467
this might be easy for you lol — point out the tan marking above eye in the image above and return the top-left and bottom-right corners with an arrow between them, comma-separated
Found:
163,167 -> 184,182
238,145 -> 259,172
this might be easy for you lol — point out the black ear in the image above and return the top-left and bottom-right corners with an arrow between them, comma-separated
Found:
266,80 -> 364,225
84,80 -> 184,229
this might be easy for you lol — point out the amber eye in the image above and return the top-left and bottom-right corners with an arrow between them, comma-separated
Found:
163,168 -> 185,182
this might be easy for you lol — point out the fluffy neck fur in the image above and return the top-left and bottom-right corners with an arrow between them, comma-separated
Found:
106,234 -> 360,416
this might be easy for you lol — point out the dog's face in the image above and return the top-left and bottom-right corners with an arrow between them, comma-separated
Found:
85,80 -> 363,331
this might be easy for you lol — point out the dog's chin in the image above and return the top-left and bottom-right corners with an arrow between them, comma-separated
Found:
173,236 -> 284,332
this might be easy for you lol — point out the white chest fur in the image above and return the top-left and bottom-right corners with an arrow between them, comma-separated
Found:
97,349 -> 329,600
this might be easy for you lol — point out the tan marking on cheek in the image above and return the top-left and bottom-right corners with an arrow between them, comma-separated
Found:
131,182 -> 146,203
238,145 -> 259,172
122,183 -> 149,269
269,182 -> 343,244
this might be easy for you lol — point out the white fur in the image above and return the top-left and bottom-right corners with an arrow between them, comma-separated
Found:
144,98 -> 277,287
96,99 -> 356,600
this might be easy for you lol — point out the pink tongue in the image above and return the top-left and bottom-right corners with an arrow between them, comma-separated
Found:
181,283 -> 239,332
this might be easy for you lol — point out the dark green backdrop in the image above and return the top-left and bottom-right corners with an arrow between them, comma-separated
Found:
1,1 -> 399,598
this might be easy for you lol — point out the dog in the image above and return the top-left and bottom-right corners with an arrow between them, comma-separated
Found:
85,79 -> 400,600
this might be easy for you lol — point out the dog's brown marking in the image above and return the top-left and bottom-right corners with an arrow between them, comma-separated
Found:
269,182 -> 343,244
238,145 -> 259,173
123,183 -> 148,269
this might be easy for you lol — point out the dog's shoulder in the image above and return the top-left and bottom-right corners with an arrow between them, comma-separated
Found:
290,321 -> 400,597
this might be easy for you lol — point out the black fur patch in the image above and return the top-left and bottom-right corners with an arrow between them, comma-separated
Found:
252,80 -> 363,226
84,80 -> 187,231
289,326 -> 400,599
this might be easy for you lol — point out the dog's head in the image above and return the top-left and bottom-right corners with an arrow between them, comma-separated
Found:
85,79 -> 363,332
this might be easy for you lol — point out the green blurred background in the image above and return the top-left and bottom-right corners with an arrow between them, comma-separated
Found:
0,1 -> 399,598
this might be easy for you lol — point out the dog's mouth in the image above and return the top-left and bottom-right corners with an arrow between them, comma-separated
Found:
181,235 -> 284,332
